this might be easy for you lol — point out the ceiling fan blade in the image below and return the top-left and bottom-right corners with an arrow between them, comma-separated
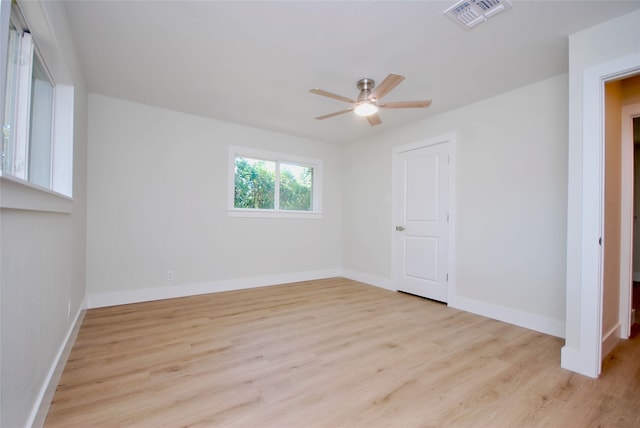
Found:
367,113 -> 382,126
379,100 -> 432,109
310,88 -> 356,104
315,108 -> 353,120
370,74 -> 405,101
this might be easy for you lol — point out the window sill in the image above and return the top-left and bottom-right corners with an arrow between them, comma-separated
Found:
0,173 -> 74,213
227,209 -> 322,219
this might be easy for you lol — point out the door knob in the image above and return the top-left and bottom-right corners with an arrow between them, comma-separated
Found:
395,226 -> 405,231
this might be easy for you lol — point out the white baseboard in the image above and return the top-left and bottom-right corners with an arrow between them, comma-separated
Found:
340,272 -> 565,338
601,322 -> 622,359
90,272 -> 566,337
561,346 -> 599,378
340,269 -> 393,291
634,272 -> 640,282
88,269 -> 341,308
28,302 -> 87,428
448,295 -> 565,338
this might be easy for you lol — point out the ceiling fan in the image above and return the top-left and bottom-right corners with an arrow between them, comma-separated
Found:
310,74 -> 431,126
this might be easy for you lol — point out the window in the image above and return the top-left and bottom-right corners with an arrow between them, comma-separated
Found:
0,2 -> 73,197
229,147 -> 322,218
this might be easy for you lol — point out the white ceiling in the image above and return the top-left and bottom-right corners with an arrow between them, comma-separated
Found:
62,1 -> 640,144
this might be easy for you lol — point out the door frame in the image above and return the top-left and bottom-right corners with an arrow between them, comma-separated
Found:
565,52 -> 640,378
391,133 -> 457,301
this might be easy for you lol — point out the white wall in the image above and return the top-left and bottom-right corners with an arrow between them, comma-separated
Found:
86,95 -> 342,305
564,9 -> 640,374
343,74 -> 568,335
0,1 -> 88,427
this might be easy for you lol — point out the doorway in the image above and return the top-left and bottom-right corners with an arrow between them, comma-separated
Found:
602,77 -> 640,358
631,117 -> 640,333
563,52 -> 640,379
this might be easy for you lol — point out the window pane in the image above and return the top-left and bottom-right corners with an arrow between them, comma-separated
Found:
279,162 -> 313,211
28,53 -> 54,188
1,22 -> 21,175
234,156 -> 276,209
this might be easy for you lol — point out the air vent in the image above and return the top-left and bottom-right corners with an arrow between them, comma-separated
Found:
443,0 -> 511,30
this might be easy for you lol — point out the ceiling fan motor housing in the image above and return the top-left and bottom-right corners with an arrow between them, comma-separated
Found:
357,78 -> 375,102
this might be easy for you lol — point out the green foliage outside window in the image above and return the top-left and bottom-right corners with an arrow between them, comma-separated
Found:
279,163 -> 312,210
234,157 -> 313,211
234,157 -> 275,209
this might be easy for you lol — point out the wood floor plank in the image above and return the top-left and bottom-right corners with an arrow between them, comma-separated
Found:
45,278 -> 640,427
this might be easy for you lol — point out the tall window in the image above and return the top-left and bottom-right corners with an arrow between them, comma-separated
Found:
229,147 -> 322,218
1,2 -> 72,196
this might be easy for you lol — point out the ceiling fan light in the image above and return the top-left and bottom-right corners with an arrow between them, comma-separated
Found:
354,102 -> 378,117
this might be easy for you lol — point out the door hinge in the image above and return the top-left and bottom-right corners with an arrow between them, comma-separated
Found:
599,237 -> 602,245
446,213 -> 449,222
446,273 -> 449,281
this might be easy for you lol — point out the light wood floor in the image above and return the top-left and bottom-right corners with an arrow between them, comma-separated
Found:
45,278 -> 640,427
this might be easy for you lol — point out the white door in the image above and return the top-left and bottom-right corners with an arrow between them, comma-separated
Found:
394,142 -> 449,302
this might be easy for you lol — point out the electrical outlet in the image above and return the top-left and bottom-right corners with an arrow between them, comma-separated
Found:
167,270 -> 175,281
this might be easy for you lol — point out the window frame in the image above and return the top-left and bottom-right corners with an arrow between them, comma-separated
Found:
228,146 -> 323,219
0,0 -> 74,205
